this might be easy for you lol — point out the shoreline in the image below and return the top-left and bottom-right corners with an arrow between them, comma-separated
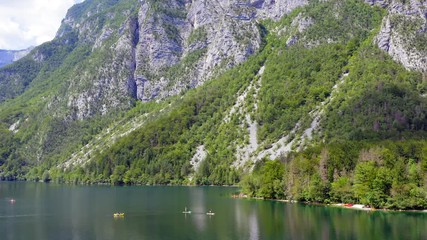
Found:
232,194 -> 427,213
331,203 -> 373,211
3,181 -> 426,213
330,203 -> 427,213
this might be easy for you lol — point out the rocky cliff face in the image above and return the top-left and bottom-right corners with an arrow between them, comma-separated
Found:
366,0 -> 427,72
1,0 -> 424,120
50,0 -> 309,119
0,0 -> 312,168
0,0 -> 425,185
254,0 -> 309,20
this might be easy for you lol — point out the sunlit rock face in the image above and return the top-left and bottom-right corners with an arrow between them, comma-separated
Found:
52,0 -> 308,119
367,0 -> 427,72
2,0 -> 425,120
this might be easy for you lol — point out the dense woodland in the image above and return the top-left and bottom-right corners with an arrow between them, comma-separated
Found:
0,0 -> 426,210
242,140 -> 427,209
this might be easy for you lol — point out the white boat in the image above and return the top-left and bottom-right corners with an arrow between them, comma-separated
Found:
182,207 -> 191,214
206,210 -> 215,216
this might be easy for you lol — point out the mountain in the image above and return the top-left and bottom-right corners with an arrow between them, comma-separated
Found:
0,47 -> 33,68
0,0 -> 426,209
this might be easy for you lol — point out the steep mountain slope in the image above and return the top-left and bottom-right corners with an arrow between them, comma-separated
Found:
0,0 -> 426,208
0,0 -> 309,170
0,0 -> 296,174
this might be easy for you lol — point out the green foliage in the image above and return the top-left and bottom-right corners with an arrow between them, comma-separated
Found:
0,123 -> 28,181
285,140 -> 427,209
323,44 -> 426,141
0,29 -> 79,103
0,58 -> 41,102
0,0 -> 425,211
163,48 -> 207,86
42,170 -> 51,182
301,173 -> 329,202
148,0 -> 187,19
66,0 -> 139,25
59,52 -> 266,185
330,176 -> 354,203
241,160 -> 285,199
353,161 -> 389,207
302,0 -> 384,43
256,0 -> 385,143
0,124 -> 15,165
390,14 -> 427,52
0,0 -> 141,178
188,27 -> 208,46
258,44 -> 348,142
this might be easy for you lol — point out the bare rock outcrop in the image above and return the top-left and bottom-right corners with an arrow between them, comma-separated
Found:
368,0 -> 427,72
57,0 -> 308,119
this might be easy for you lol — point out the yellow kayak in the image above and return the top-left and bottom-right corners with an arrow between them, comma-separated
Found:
113,213 -> 125,218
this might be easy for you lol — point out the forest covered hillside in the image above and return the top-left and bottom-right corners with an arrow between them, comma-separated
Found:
0,0 -> 426,209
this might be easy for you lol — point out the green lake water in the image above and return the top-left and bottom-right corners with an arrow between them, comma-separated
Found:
0,182 -> 426,239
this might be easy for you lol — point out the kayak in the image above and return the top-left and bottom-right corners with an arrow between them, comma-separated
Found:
113,213 -> 125,217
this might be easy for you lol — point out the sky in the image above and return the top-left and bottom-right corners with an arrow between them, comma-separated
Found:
0,0 -> 84,50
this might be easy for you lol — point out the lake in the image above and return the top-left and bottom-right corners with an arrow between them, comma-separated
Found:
1,182 -> 426,239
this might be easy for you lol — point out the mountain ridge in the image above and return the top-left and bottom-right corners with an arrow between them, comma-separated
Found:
0,47 -> 33,68
0,0 -> 426,209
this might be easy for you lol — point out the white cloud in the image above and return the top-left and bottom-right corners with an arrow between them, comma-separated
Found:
0,0 -> 83,50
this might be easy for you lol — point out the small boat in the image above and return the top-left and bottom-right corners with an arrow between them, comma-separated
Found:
182,207 -> 191,214
113,213 -> 125,218
206,210 -> 215,216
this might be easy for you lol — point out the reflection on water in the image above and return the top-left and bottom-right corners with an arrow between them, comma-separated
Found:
248,210 -> 260,240
189,186 -> 207,232
1,182 -> 427,240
